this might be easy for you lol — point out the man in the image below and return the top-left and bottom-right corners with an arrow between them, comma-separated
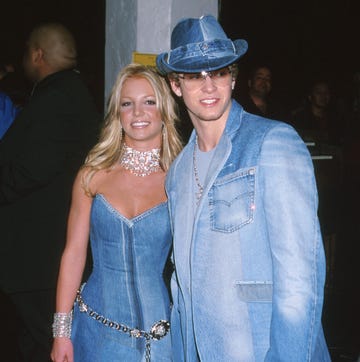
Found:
0,23 -> 99,361
239,65 -> 288,122
291,80 -> 343,145
157,15 -> 330,361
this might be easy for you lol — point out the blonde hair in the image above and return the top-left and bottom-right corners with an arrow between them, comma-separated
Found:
82,63 -> 183,194
28,23 -> 77,71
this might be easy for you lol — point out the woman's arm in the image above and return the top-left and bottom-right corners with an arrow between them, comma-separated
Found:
51,168 -> 92,362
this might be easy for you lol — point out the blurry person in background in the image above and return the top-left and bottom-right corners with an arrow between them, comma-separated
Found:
291,79 -> 344,145
238,64 -> 289,122
0,22 -> 100,361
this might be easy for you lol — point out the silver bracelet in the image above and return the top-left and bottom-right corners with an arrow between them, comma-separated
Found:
52,311 -> 73,338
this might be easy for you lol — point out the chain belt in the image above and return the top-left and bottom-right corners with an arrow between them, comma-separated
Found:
76,290 -> 170,362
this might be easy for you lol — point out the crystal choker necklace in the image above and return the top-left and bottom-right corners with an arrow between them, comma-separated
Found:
120,144 -> 161,177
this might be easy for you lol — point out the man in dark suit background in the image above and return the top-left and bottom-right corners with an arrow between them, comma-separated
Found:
0,22 -> 99,361
238,65 -> 289,122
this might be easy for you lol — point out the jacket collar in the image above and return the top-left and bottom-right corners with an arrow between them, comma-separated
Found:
187,99 -> 244,144
31,69 -> 77,96
180,100 -> 244,210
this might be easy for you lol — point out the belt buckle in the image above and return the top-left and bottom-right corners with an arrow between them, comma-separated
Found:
150,320 -> 170,340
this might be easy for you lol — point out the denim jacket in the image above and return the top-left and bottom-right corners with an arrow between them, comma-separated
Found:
166,100 -> 330,361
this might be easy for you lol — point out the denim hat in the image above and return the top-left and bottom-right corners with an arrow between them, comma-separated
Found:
156,15 -> 248,74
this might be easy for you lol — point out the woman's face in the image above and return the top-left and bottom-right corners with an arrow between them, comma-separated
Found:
120,77 -> 163,149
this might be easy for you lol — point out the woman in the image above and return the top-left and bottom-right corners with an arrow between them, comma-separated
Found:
51,63 -> 182,361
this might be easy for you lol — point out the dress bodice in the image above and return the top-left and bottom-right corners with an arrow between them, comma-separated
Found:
72,194 -> 172,361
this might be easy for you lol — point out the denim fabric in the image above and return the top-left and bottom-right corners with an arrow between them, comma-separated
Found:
156,15 -> 247,74
71,194 -> 172,361
166,101 -> 331,361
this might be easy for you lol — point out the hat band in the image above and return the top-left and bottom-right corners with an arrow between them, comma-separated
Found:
167,39 -> 236,66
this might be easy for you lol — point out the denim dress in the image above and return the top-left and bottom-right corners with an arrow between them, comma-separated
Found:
71,194 -> 172,361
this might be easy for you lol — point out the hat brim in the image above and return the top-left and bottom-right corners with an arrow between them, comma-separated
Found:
156,39 -> 248,75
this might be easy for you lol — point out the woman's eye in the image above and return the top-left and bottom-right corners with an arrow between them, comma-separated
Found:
145,99 -> 156,105
121,101 -> 131,107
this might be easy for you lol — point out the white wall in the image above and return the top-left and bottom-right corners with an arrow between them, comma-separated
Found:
105,0 -> 218,103
105,0 -> 137,103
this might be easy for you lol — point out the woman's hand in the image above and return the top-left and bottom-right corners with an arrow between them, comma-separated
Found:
51,337 -> 74,362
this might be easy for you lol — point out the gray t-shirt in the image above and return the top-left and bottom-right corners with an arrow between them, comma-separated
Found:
192,141 -> 216,208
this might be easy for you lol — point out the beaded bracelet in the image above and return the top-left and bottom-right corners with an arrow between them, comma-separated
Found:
52,311 -> 73,338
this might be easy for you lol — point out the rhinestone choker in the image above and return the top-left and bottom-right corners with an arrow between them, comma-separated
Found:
120,144 -> 161,177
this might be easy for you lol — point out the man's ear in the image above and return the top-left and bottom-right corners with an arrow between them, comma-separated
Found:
232,79 -> 236,90
169,78 -> 182,97
32,48 -> 44,65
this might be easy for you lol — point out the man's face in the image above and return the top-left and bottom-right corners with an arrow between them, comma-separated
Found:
309,83 -> 331,109
22,42 -> 40,83
249,67 -> 272,98
170,68 -> 235,128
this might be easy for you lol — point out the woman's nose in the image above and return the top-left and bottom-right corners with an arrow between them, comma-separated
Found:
133,103 -> 143,116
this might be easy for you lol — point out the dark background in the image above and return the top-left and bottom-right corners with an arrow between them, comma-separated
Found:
1,0 -> 359,113
220,0 -> 359,111
0,1 -> 359,360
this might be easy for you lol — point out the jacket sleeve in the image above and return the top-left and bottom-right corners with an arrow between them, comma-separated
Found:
259,124 -> 327,361
0,92 -> 19,139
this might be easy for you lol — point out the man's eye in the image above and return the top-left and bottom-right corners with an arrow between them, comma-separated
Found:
187,73 -> 202,80
216,70 -> 229,77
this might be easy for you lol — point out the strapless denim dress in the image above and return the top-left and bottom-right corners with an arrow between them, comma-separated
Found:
71,194 -> 172,361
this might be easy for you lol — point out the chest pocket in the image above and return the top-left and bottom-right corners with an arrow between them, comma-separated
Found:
209,167 -> 255,233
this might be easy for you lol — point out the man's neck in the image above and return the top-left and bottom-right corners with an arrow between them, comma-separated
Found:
250,92 -> 267,105
193,121 -> 226,151
249,93 -> 267,114
311,105 -> 326,118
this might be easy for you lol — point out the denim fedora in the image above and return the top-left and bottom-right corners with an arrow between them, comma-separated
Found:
156,15 -> 248,74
